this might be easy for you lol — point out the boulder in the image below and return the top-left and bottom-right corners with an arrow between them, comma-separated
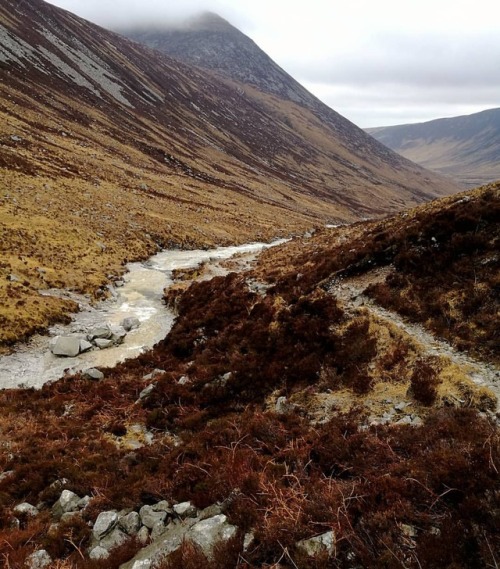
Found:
79,339 -> 93,353
52,490 -> 81,520
139,505 -> 167,529
94,338 -> 114,349
139,384 -> 155,400
26,549 -> 52,569
89,546 -> 109,560
143,369 -> 164,380
93,511 -> 119,540
173,501 -> 197,519
122,317 -> 141,332
150,520 -> 166,541
99,527 -> 129,551
83,368 -> 104,381
111,327 -> 127,345
152,501 -> 171,513
50,336 -> 81,357
119,511 -> 141,536
13,502 -> 39,518
297,531 -> 336,557
188,515 -> 237,557
88,326 -> 112,340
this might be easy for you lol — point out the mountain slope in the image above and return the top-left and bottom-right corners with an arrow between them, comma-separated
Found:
123,12 -> 457,203
0,0 -> 457,348
367,108 -> 500,187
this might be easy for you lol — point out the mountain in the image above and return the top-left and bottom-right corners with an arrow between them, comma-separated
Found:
0,183 -> 498,567
122,13 -> 457,202
0,0 -> 456,349
367,108 -> 500,187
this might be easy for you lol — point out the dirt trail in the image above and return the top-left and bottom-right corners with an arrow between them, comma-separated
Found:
328,267 -> 500,410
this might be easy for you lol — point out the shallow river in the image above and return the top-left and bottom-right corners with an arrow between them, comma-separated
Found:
0,241 -> 281,389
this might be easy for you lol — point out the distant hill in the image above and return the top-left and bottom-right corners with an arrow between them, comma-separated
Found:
367,108 -> 500,187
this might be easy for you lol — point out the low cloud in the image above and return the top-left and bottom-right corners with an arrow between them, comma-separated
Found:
46,1 -> 499,127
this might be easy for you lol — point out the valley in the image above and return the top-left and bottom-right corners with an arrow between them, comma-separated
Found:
0,0 -> 498,567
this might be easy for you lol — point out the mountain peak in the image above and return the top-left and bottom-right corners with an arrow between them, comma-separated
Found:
181,11 -> 235,32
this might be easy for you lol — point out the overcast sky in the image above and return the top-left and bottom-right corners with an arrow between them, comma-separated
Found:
47,0 -> 499,127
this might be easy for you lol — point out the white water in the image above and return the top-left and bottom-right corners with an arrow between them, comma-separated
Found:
0,241 -> 284,389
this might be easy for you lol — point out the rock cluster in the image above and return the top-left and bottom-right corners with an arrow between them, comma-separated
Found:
49,319 -> 141,358
11,488 -> 342,566
85,499 -> 239,566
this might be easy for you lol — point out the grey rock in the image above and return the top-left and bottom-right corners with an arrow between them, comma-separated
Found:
93,511 -> 119,540
139,384 -> 155,400
394,402 -> 408,411
143,369 -> 164,380
0,470 -> 14,482
10,517 -> 20,530
297,530 -> 336,557
411,416 -> 424,427
26,549 -> 52,569
94,338 -> 114,349
131,561 -> 151,569
178,375 -> 190,385
139,505 -> 167,529
243,532 -> 255,551
13,502 -> 38,517
189,514 -> 237,556
78,495 -> 91,510
111,327 -> 127,345
50,336 -> 81,357
7,273 -> 20,282
137,526 -> 150,545
122,317 -> 141,331
89,546 -> 109,560
88,325 -> 112,340
115,280 -> 125,288
79,339 -> 93,353
52,490 -> 81,519
83,368 -> 104,380
99,527 -> 129,551
152,501 -> 171,513
119,511 -> 141,536
198,503 -> 222,521
150,520 -> 166,541
396,415 -> 413,425
275,396 -> 288,414
173,501 -> 197,518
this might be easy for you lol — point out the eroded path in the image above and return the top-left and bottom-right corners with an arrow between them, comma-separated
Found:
329,267 -> 500,409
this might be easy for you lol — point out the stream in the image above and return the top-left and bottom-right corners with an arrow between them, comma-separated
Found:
0,241 -> 283,390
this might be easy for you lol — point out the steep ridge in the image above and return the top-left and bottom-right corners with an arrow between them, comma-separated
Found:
123,12 -> 457,205
368,107 -> 500,187
0,0 -> 457,348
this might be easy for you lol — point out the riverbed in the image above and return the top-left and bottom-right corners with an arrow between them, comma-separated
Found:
0,241 -> 283,389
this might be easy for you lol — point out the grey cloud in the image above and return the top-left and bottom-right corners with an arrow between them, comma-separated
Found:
288,32 -> 500,89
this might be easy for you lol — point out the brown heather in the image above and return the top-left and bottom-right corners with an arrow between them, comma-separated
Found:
0,184 -> 498,567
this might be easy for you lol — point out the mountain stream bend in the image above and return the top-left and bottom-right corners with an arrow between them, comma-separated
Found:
0,241 -> 284,390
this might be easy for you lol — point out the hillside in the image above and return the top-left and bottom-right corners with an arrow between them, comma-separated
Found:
0,2 -> 458,349
368,108 -> 500,187
0,184 -> 498,568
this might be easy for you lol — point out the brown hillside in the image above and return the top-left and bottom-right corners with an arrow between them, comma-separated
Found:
0,0 -> 457,348
0,185 -> 497,568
